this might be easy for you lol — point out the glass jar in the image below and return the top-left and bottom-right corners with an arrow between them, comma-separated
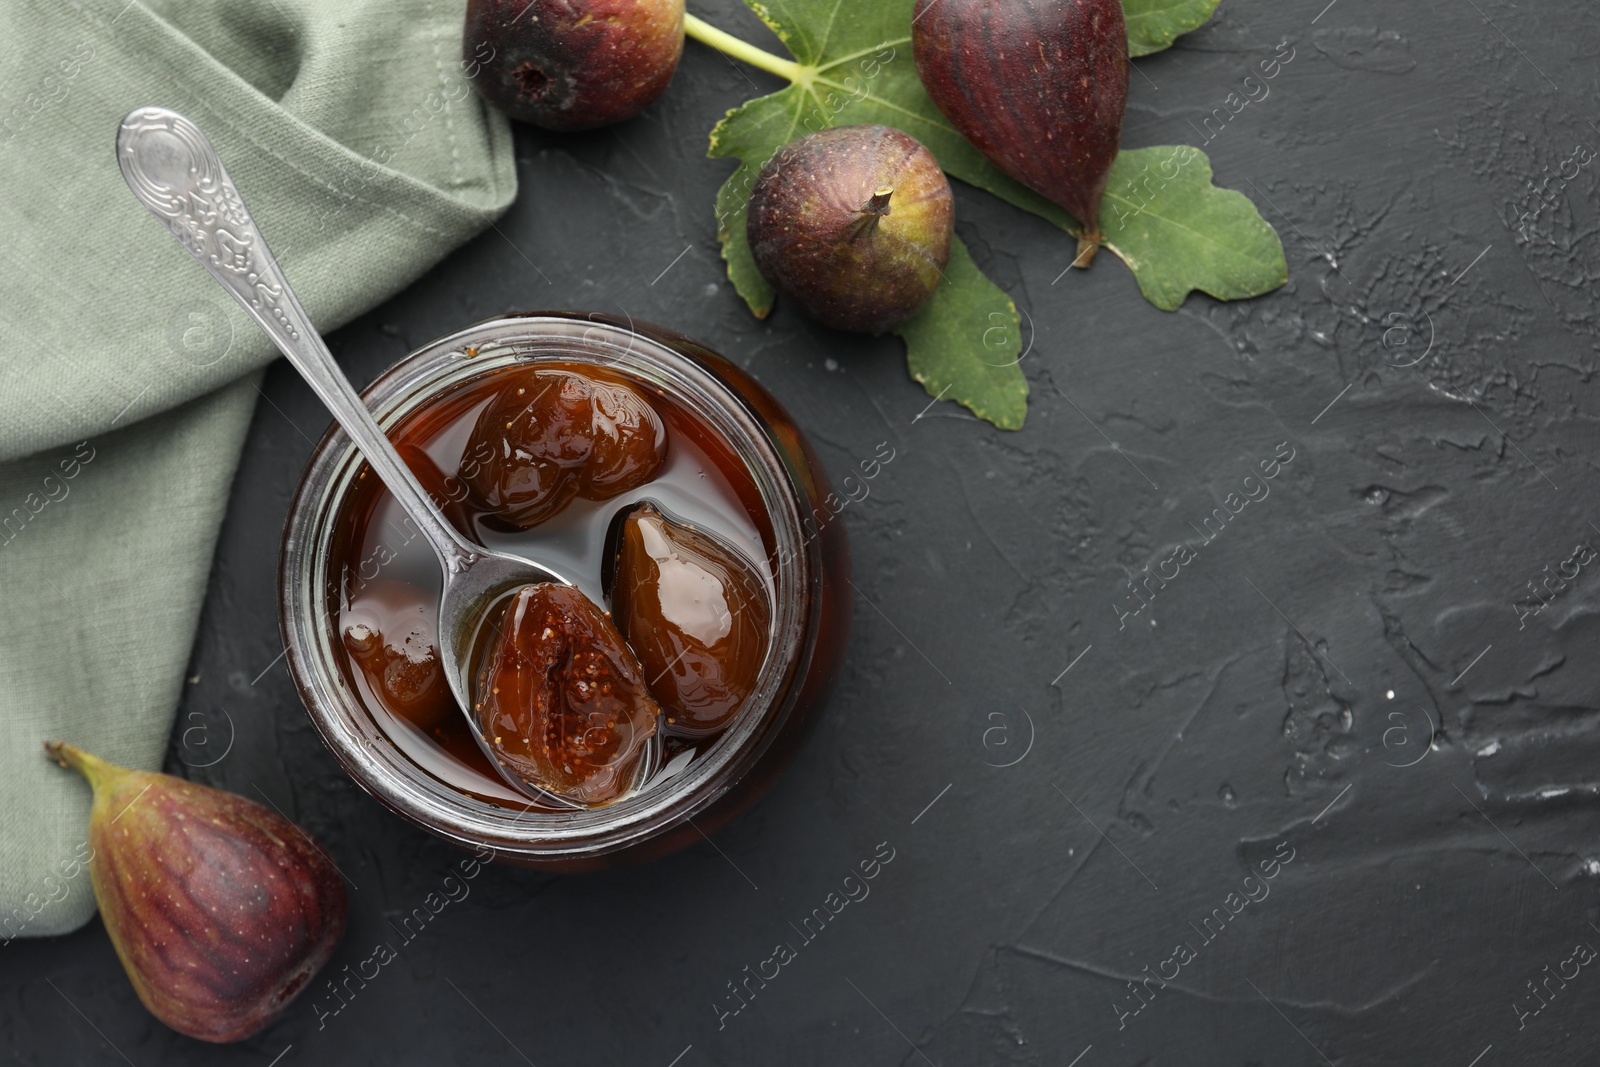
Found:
279,314 -> 850,868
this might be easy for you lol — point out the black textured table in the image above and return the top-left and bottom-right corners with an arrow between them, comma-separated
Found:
11,0 -> 1600,1063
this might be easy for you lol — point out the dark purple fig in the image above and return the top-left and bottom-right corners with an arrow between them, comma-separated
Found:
747,124 -> 953,334
464,0 -> 685,131
474,584 -> 661,805
611,502 -> 771,736
44,742 -> 347,1043
913,0 -> 1128,265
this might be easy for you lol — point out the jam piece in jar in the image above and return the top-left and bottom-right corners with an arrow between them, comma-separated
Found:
461,368 -> 666,529
342,579 -> 456,736
474,583 -> 661,805
611,502 -> 771,735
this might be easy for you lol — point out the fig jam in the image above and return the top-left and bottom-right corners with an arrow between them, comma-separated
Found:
327,360 -> 777,809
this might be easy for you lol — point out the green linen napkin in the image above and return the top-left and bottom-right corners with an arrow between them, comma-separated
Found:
0,0 -> 516,939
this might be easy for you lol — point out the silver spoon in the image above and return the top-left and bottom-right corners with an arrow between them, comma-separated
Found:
115,106 -> 616,809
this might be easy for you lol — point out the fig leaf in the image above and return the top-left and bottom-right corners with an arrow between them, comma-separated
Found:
1123,0 -> 1222,57
1101,146 -> 1290,310
894,238 -> 1028,430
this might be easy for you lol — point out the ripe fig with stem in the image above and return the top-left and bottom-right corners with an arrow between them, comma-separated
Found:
44,741 -> 347,1043
913,0 -> 1129,266
747,124 -> 953,334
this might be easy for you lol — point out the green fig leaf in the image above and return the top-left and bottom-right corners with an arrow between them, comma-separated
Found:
708,149 -> 775,317
1123,0 -> 1222,57
894,237 -> 1027,430
1099,146 -> 1289,310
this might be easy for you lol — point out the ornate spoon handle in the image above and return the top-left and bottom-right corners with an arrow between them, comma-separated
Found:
116,106 -> 478,574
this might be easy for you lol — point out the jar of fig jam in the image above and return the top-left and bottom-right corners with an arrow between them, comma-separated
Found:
279,314 -> 849,868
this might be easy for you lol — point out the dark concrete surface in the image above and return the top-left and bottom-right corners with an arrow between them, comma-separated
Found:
9,0 -> 1600,1063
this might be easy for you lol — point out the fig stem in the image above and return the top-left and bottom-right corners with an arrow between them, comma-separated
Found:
862,186 -> 894,216
1072,234 -> 1100,268
44,740 -> 116,792
684,14 -> 803,83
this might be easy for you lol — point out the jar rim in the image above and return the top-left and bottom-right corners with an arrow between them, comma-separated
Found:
278,314 -> 816,861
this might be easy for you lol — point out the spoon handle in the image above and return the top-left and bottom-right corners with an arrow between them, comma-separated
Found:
116,106 -> 478,575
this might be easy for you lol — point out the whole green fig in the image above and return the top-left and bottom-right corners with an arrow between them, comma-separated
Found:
747,124 -> 953,334
45,742 -> 347,1043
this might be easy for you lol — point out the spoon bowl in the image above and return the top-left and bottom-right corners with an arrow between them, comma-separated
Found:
114,106 -> 645,808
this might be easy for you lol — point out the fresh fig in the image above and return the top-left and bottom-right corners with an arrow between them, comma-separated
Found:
611,502 -> 771,735
461,367 -> 667,530
474,583 -> 661,804
44,742 -> 347,1043
913,0 -> 1128,264
464,0 -> 685,131
747,124 -> 953,334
